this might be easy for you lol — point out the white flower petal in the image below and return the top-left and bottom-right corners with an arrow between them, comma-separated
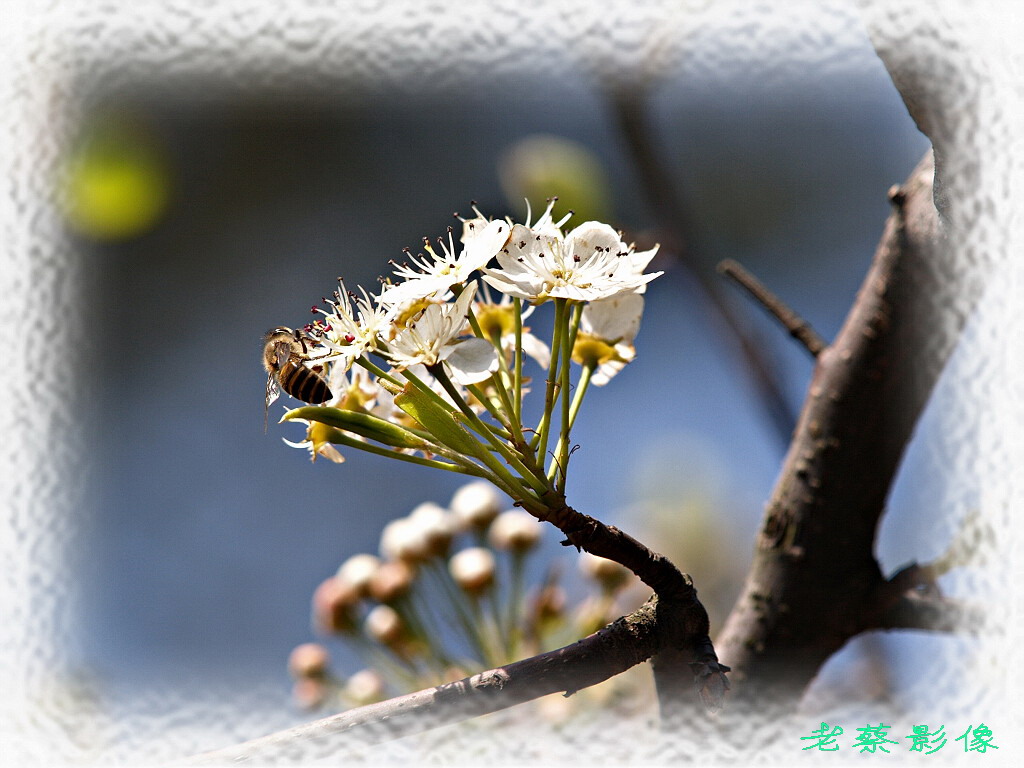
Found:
480,270 -> 537,302
564,221 -> 622,256
582,293 -> 644,342
377,275 -> 452,306
444,337 -> 498,385
461,219 -> 513,271
628,245 -> 659,272
518,332 -> 551,369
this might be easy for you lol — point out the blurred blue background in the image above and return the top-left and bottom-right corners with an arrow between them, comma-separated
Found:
47,3 -> 953,751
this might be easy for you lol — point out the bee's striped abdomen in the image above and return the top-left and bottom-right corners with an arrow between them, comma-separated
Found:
280,361 -> 332,404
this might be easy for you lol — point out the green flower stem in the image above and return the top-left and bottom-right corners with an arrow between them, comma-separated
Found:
535,298 -> 566,472
465,379 -> 512,432
568,362 -> 595,432
465,592 -> 500,668
286,406 -> 434,448
429,365 -> 549,499
554,299 -> 574,491
513,298 -> 524,421
424,365 -> 497,442
347,632 -> 421,690
485,334 -> 524,439
319,428 -> 486,477
463,295 -> 487,340
529,409 -> 549,454
473,360 -> 545,489
396,366 -> 467,420
567,301 -> 584,351
505,550 -> 526,658
394,593 -> 454,673
553,301 -> 585,490
425,560 -> 490,665
397,367 -> 514,464
355,354 -> 403,388
483,590 -> 507,661
486,332 -> 516,417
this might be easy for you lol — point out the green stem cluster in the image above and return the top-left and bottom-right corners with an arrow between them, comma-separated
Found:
283,293 -> 597,515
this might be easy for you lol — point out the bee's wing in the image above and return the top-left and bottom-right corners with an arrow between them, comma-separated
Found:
273,340 -> 293,369
264,373 -> 281,433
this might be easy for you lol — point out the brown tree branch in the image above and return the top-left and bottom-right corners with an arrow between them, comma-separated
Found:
186,492 -> 728,763
715,148 -> 983,706
535,492 -> 727,720
876,592 -> 986,634
186,486 -> 728,764
187,595 -> 717,764
717,258 -> 827,358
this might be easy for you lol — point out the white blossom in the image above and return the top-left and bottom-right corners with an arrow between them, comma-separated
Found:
319,280 -> 391,360
473,286 -> 550,369
385,283 -> 498,385
573,292 -> 646,385
449,547 -> 496,594
378,219 -> 512,306
450,480 -> 502,529
482,220 -> 661,303
488,509 -> 541,553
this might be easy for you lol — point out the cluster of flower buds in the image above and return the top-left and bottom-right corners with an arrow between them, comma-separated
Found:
272,199 -> 661,511
288,481 -> 640,710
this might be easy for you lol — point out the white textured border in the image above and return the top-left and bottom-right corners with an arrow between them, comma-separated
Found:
2,1 -> 1020,764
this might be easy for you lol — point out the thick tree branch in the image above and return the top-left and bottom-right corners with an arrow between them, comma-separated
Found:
716,148 -> 984,705
536,491 -> 728,719
187,596 -> 707,764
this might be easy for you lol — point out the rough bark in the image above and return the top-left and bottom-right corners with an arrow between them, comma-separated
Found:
715,149 -> 975,703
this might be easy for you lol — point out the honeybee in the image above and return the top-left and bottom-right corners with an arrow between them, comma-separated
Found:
263,326 -> 333,431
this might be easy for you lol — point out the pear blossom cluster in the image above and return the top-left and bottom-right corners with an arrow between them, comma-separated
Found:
287,481 -> 640,712
272,199 -> 661,511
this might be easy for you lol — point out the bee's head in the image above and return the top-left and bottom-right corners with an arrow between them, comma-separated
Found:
264,326 -> 296,343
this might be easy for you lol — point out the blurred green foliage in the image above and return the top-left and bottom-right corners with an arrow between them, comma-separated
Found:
61,113 -> 171,240
499,134 -> 613,226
